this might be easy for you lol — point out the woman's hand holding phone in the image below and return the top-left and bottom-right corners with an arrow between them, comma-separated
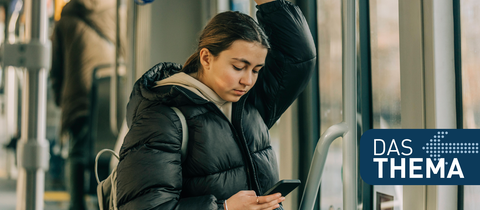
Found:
225,190 -> 285,210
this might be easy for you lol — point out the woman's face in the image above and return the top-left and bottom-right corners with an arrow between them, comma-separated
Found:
199,40 -> 268,102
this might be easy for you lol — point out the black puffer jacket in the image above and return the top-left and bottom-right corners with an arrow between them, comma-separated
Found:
116,1 -> 316,209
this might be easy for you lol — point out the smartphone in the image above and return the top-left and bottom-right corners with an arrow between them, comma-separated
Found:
262,179 -> 301,196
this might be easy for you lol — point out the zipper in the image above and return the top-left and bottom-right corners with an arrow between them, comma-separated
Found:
205,102 -> 256,191
231,97 -> 261,194
174,86 -> 260,192
205,101 -> 261,194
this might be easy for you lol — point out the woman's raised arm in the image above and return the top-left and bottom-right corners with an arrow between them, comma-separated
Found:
248,0 -> 317,128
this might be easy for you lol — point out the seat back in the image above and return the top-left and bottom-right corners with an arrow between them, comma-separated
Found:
87,64 -> 127,193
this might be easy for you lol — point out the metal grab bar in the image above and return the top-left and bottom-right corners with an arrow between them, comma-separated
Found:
299,0 -> 357,209
109,74 -> 118,136
14,0 -> 51,209
3,0 -> 23,142
8,0 -> 23,44
109,0 -> 124,137
299,123 -> 348,210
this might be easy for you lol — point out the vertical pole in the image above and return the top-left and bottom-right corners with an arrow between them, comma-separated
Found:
295,0 -> 320,207
298,0 -> 358,209
15,0 -> 50,209
358,0 -> 374,209
342,0 -> 357,209
424,0 -> 458,209
399,0 -> 427,207
453,0 -> 463,208
127,0 -> 138,88
4,0 -> 20,142
110,0 -> 122,137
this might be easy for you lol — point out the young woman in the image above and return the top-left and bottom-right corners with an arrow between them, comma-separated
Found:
116,0 -> 316,209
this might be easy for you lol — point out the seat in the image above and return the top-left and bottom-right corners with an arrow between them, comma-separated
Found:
87,64 -> 127,194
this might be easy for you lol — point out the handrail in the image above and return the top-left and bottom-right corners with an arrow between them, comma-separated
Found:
3,0 -> 23,141
299,0 -> 357,209
341,0 -> 358,208
14,0 -> 51,209
110,63 -> 118,136
7,0 -> 22,44
299,123 -> 347,210
109,0 -> 123,137
110,68 -> 118,136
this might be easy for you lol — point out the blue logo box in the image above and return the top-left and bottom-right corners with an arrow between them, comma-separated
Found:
360,129 -> 480,185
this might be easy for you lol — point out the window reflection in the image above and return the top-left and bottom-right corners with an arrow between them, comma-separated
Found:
318,0 -> 343,209
370,0 -> 402,209
461,0 -> 480,209
370,0 -> 401,129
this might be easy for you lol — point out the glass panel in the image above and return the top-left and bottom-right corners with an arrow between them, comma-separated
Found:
269,111 -> 299,210
370,0 -> 402,209
318,0 -> 343,209
461,2 -> 480,129
370,0 -> 401,129
461,0 -> 480,209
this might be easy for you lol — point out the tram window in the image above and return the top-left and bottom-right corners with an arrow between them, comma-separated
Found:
317,0 -> 343,209
461,1 -> 480,129
370,0 -> 402,209
460,0 -> 480,209
370,0 -> 401,129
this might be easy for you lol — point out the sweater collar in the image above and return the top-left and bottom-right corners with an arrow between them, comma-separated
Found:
155,72 -> 228,107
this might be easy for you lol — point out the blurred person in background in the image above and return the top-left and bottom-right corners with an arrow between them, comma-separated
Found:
49,0 -> 124,209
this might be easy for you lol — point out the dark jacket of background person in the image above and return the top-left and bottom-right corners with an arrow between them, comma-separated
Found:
116,1 -> 316,209
50,0 -> 124,135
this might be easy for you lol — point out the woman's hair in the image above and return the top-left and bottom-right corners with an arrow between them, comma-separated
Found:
182,11 -> 270,74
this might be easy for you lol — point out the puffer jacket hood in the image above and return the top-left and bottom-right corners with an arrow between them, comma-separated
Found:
125,62 -> 209,128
